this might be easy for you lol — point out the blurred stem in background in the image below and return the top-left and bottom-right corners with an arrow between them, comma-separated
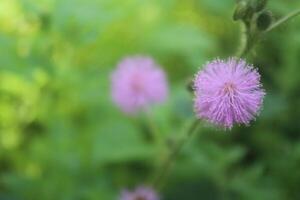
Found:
145,112 -> 164,148
137,112 -> 162,145
152,119 -> 200,190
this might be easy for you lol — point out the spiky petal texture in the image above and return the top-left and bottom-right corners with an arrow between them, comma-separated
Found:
119,186 -> 159,200
193,58 -> 265,129
111,56 -> 168,114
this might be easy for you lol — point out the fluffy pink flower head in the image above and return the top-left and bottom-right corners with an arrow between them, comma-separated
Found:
119,186 -> 159,200
193,58 -> 265,129
111,56 -> 168,114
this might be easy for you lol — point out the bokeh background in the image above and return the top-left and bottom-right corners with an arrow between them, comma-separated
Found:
1,0 -> 300,199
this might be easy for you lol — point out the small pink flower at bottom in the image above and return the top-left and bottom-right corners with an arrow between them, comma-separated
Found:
119,186 -> 159,200
111,56 -> 168,114
193,58 -> 265,129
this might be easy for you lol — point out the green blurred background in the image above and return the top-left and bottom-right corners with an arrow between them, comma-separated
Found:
0,0 -> 300,199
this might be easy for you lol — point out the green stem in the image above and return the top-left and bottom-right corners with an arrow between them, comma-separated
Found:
237,31 -> 251,58
236,22 -> 256,58
239,32 -> 258,58
152,119 -> 200,189
265,9 -> 300,33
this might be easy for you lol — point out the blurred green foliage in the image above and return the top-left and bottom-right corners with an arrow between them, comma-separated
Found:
0,0 -> 300,199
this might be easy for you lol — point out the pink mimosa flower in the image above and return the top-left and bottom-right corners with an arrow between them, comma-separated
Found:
119,186 -> 159,200
111,56 -> 168,114
193,58 -> 265,129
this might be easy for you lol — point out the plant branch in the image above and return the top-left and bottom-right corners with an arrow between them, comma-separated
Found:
265,9 -> 300,33
237,9 -> 300,58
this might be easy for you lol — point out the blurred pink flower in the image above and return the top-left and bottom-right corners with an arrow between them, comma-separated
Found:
111,56 -> 168,114
193,58 -> 265,129
119,186 -> 159,200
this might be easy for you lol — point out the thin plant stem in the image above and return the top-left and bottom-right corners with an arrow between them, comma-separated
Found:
137,111 -> 161,144
237,24 -> 251,58
239,31 -> 258,58
152,119 -> 200,190
265,9 -> 300,33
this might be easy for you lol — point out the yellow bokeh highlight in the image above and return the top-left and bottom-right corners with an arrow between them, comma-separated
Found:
0,0 -> 23,33
0,72 -> 41,150
0,129 -> 21,150
0,0 -> 39,36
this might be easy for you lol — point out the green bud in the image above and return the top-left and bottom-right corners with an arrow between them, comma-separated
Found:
256,11 -> 272,31
252,0 -> 268,12
233,0 -> 254,21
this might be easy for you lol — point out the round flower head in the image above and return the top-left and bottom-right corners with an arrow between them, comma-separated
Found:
193,58 -> 265,129
119,186 -> 159,200
111,56 -> 168,114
